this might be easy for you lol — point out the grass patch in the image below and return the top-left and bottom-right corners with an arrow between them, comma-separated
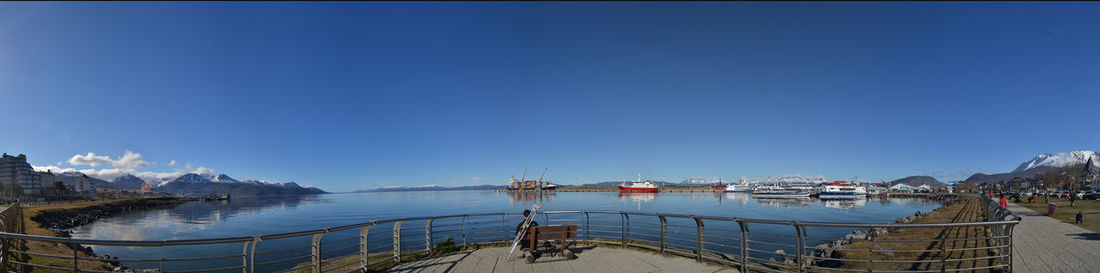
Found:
1016,198 -> 1100,233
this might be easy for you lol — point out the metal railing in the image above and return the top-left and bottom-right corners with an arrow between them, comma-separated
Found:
982,195 -> 1022,222
0,202 -> 1020,273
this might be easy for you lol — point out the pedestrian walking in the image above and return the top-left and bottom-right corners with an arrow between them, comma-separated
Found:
1000,195 -> 1007,208
1076,211 -> 1084,224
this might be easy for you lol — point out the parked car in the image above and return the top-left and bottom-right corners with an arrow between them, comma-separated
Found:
1076,191 -> 1097,199
1085,192 -> 1100,200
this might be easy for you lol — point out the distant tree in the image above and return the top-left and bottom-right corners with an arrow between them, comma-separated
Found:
1036,164 -> 1087,206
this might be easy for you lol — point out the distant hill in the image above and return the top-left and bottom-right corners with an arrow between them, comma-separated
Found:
111,174 -> 146,190
889,176 -> 947,188
353,184 -> 506,192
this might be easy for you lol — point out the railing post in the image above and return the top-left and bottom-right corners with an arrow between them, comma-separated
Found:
311,231 -> 325,273
694,217 -> 704,262
658,215 -> 667,254
241,241 -> 249,273
584,212 -> 591,244
940,227 -> 948,273
621,213 -> 629,247
1007,223 -> 1015,272
793,222 -> 804,273
425,219 -> 433,253
249,235 -> 260,273
70,243 -> 79,273
738,219 -> 749,272
359,225 -> 371,271
393,221 -> 403,263
461,216 -> 467,247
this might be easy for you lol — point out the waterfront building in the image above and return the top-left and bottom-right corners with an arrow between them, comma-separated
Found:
0,153 -> 42,198
1083,157 -> 1100,192
38,170 -> 59,200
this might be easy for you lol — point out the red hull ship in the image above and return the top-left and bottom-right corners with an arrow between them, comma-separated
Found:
619,175 -> 659,192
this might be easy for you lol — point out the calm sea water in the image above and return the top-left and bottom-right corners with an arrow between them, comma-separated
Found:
67,191 -> 941,271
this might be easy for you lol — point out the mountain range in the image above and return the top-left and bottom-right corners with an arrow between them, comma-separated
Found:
156,173 -> 325,196
83,172 -> 326,196
964,151 -> 1100,185
888,176 -> 947,188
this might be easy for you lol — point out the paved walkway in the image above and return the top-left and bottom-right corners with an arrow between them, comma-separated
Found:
385,246 -> 738,273
1007,203 -> 1100,273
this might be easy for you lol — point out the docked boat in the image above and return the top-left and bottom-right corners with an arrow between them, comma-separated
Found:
752,184 -> 811,198
724,182 -> 754,192
818,185 -> 868,199
619,176 -> 659,193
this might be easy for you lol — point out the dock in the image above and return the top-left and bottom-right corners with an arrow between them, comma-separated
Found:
385,246 -> 738,273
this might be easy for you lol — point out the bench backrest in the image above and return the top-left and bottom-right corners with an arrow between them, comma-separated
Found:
526,225 -> 578,239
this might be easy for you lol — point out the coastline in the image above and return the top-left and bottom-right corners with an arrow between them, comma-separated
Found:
15,197 -> 190,272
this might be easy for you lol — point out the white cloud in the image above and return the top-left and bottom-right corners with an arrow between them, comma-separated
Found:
69,152 -> 112,167
68,151 -> 150,170
37,151 -> 197,183
192,167 -> 216,176
469,177 -> 486,181
112,151 -> 149,169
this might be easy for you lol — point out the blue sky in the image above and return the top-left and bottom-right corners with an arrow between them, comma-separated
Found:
2,2 -> 1099,191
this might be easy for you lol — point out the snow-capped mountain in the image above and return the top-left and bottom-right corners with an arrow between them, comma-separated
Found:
680,177 -> 723,185
210,174 -> 241,183
86,172 -> 329,196
170,173 -> 215,184
1013,151 -> 1100,173
756,174 -> 828,184
111,174 -> 146,190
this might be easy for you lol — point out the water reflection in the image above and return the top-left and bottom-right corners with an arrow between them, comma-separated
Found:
823,198 -> 867,210
754,197 -> 813,208
720,192 -> 753,204
506,191 -> 555,206
618,192 -> 657,210
69,195 -> 330,242
169,195 -> 328,223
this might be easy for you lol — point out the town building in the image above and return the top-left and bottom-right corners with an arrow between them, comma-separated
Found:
38,170 -> 60,200
0,153 -> 42,198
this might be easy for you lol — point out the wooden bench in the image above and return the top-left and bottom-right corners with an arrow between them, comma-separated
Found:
522,225 -> 578,263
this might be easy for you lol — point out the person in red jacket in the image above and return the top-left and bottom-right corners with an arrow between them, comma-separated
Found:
1000,195 -> 1008,208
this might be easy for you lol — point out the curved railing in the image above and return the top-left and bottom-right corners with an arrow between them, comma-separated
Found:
0,203 -> 1020,273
